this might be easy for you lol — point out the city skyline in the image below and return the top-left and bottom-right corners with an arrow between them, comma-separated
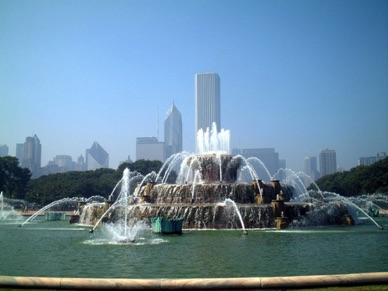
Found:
1,1 -> 387,172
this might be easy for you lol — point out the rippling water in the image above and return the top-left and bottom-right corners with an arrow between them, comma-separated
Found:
1,216 -> 387,279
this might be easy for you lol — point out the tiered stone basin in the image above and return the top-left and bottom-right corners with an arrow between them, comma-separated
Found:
77,154 -> 355,230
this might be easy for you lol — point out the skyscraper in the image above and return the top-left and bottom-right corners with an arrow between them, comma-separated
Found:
85,142 -> 109,170
22,134 -> 41,178
304,156 -> 320,181
195,72 -> 221,134
319,149 -> 337,177
164,103 -> 182,159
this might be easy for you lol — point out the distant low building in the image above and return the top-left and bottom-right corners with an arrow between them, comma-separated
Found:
0,144 -> 9,157
358,152 -> 386,166
136,137 -> 165,162
75,155 -> 86,171
233,147 -> 284,181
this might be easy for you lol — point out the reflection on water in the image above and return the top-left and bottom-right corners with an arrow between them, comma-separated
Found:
0,216 -> 387,279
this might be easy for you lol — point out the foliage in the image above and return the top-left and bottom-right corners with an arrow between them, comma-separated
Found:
311,157 -> 388,196
118,159 -> 177,183
0,156 -> 31,199
24,159 -> 176,205
25,168 -> 116,205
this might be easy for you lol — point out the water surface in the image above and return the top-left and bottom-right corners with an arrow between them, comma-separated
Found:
1,217 -> 387,279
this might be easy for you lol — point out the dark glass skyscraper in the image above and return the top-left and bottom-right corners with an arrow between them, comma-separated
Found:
195,72 -> 221,134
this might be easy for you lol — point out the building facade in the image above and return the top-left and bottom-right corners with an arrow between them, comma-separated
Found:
16,143 -> 24,166
21,134 -> 42,178
136,137 -> 165,162
85,142 -> 109,170
304,156 -> 320,182
0,144 -> 9,157
319,149 -> 337,177
195,72 -> 221,134
233,147 -> 282,181
358,152 -> 386,166
164,103 -> 182,159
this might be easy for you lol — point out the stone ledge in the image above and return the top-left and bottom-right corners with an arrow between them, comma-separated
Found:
0,272 -> 387,289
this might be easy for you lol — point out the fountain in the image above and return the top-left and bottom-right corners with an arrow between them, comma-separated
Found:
88,168 -> 150,243
0,192 -> 23,223
77,122 -> 372,233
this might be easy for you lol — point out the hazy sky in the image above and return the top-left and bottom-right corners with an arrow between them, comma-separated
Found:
1,0 -> 387,172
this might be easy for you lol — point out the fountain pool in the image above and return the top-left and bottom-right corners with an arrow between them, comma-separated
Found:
0,216 -> 387,279
1,123 -> 387,281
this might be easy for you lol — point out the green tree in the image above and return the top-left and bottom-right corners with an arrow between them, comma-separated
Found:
311,157 -> 388,196
118,159 -> 177,183
0,156 -> 31,199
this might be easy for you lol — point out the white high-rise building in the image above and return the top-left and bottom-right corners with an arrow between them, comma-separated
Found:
195,72 -> 221,134
319,149 -> 337,177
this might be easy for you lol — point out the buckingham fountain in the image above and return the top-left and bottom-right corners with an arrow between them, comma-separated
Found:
76,123 -> 367,235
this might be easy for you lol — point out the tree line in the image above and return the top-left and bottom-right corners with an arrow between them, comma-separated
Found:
1,156 -> 386,206
310,157 -> 388,196
0,157 -> 174,206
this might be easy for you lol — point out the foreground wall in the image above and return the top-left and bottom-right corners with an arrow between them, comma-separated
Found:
0,272 -> 387,290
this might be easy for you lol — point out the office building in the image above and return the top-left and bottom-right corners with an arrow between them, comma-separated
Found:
53,155 -> 74,172
85,142 -> 109,170
319,149 -> 337,177
304,156 -> 320,182
75,155 -> 85,171
0,145 -> 8,157
16,143 -> 24,166
164,103 -> 182,159
235,147 -> 282,181
21,134 -> 42,178
358,152 -> 386,166
136,137 -> 165,162
195,72 -> 221,134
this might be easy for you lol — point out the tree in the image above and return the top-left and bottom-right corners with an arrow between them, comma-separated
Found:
0,156 -> 31,199
311,157 -> 388,196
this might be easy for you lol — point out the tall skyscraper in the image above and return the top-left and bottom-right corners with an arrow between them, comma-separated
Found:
304,156 -> 320,181
319,149 -> 337,177
85,142 -> 109,170
22,134 -> 41,178
195,72 -> 221,134
164,103 -> 182,159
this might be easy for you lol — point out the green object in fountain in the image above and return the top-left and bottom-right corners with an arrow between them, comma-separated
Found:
45,212 -> 67,221
151,217 -> 183,234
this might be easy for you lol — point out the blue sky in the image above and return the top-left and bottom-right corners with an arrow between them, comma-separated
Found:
1,0 -> 387,172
